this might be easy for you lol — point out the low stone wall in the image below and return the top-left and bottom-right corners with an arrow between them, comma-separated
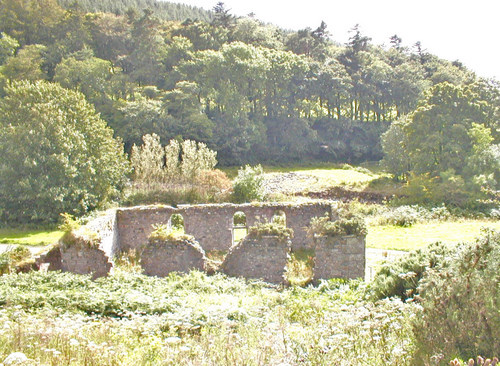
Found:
116,202 -> 333,253
58,211 -> 117,279
221,236 -> 291,284
140,238 -> 206,277
35,245 -> 62,271
313,235 -> 365,281
60,243 -> 112,279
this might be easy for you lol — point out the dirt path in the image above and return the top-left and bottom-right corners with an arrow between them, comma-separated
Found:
0,244 -> 49,256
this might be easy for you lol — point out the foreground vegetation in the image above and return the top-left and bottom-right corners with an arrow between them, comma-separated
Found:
1,229 -> 498,365
0,270 -> 416,365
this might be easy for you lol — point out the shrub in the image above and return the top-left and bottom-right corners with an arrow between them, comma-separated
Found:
368,241 -> 452,301
0,246 -> 31,274
247,221 -> 293,242
414,230 -> 500,362
130,134 -> 217,186
377,204 -> 451,226
60,227 -> 101,249
231,165 -> 265,203
149,224 -> 193,242
309,211 -> 367,237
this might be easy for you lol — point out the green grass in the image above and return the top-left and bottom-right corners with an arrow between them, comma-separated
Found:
367,219 -> 500,251
0,228 -> 63,246
232,227 -> 247,244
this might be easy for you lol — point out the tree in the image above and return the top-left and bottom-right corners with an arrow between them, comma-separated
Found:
0,81 -> 129,223
53,50 -> 115,105
404,82 -> 485,175
1,44 -> 48,81
0,32 -> 19,65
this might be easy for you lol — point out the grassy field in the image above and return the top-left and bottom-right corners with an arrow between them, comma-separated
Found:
367,219 -> 500,251
0,228 -> 63,246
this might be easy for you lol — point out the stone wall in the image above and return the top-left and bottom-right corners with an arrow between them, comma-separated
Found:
140,237 -> 206,277
116,202 -> 334,253
58,211 -> 117,279
35,245 -> 62,271
35,202 -> 365,284
313,235 -> 365,281
221,236 -> 291,284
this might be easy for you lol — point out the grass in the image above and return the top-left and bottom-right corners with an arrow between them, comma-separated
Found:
232,227 -> 247,244
367,219 -> 500,251
0,228 -> 63,246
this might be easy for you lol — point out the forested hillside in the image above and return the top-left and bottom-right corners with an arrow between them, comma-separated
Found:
56,0 -> 213,22
1,0 -> 497,165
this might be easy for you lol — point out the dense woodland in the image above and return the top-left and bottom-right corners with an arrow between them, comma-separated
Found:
1,0 -> 498,164
0,0 -> 499,222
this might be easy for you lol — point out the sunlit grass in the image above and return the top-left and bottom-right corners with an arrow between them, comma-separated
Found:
367,219 -> 500,251
0,228 -> 63,246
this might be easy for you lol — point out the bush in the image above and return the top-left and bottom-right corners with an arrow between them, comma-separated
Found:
148,223 -> 193,242
376,204 -> 451,227
368,241 -> 452,301
0,246 -> 31,274
231,165 -> 265,203
247,221 -> 293,242
414,230 -> 500,362
130,134 -> 217,186
309,211 -> 367,237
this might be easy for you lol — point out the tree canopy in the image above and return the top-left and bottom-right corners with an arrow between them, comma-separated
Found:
0,81 -> 129,223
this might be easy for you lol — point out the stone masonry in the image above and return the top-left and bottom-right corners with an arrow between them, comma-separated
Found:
36,202 -> 365,283
116,202 -> 334,253
313,235 -> 366,281
140,237 -> 206,277
221,236 -> 291,284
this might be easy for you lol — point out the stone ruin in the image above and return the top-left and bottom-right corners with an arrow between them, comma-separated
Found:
36,202 -> 366,283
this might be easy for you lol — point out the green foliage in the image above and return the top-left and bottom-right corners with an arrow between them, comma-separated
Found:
309,210 -> 367,237
60,227 -> 100,249
56,0 -> 214,23
377,205 -> 450,227
0,0 -> 492,169
148,223 -> 192,242
58,213 -> 80,233
383,82 -> 499,208
368,241 -> 452,301
0,270 -> 417,364
231,165 -> 265,203
414,230 -> 500,362
0,246 -> 31,274
0,81 -> 130,223
0,32 -> 19,65
1,44 -> 48,81
247,221 -> 293,242
233,211 -> 246,226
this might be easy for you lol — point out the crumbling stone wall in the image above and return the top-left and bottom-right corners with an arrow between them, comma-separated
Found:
140,237 -> 206,277
221,236 -> 291,284
116,202 -> 333,253
35,245 -> 62,271
313,235 -> 365,280
60,244 -> 112,279
35,202 -> 365,284
58,211 -> 117,279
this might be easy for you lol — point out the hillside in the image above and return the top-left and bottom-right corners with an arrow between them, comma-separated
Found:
56,0 -> 213,22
